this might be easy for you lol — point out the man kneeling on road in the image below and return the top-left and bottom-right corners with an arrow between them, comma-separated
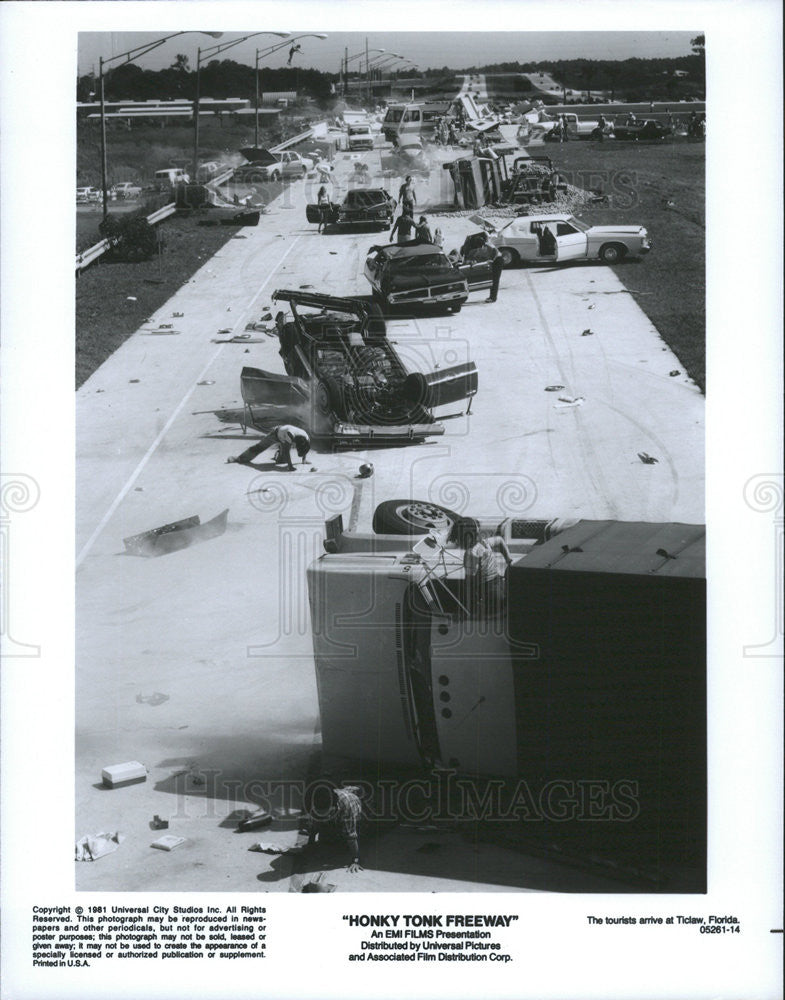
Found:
227,424 -> 310,471
304,782 -> 365,873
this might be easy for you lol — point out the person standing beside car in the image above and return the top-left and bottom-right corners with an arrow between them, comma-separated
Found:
465,231 -> 504,303
390,210 -> 415,244
316,185 -> 331,234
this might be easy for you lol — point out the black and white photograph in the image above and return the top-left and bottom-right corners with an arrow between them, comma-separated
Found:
1,3 -> 782,999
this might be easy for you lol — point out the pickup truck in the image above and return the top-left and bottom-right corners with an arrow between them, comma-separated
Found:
521,112 -> 612,142
235,148 -> 315,182
347,123 -> 374,151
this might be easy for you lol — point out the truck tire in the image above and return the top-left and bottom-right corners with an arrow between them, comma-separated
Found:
599,242 -> 627,264
499,246 -> 519,268
372,499 -> 462,536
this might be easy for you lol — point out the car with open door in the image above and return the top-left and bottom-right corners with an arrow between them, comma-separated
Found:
473,213 -> 652,267
240,289 -> 477,445
306,188 -> 396,232
364,242 -> 493,311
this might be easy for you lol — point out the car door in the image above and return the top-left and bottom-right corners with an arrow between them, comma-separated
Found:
554,221 -> 588,262
506,220 -> 539,261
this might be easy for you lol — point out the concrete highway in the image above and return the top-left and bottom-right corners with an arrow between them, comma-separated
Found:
75,140 -> 704,892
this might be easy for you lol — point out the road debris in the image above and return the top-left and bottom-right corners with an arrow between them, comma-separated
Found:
545,384 -> 565,392
249,842 -> 303,854
151,835 -> 186,852
237,808 -> 273,832
555,396 -> 585,408
123,509 -> 229,557
197,379 -> 215,385
638,452 -> 659,464
151,815 -> 169,830
669,370 -> 681,377
581,328 -> 594,336
101,760 -> 147,788
75,831 -> 125,862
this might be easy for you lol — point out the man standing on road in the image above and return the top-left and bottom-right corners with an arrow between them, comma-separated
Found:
390,210 -> 415,244
465,231 -> 504,303
227,424 -> 310,471
398,175 -> 416,216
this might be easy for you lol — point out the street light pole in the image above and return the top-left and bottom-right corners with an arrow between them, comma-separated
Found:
192,32 -> 289,182
97,31 -> 223,221
99,57 -> 109,220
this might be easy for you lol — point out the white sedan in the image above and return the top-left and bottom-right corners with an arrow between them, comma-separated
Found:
478,213 -> 652,266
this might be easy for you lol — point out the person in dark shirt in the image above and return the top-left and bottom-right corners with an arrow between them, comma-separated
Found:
465,231 -> 504,302
390,211 -> 415,244
414,216 -> 433,243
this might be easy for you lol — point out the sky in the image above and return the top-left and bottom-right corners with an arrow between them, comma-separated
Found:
77,30 -> 699,78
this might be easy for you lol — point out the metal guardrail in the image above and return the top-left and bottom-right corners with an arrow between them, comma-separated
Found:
76,202 -> 176,273
76,124 -> 323,273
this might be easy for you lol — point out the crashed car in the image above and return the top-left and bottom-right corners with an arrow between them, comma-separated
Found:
240,290 -> 477,444
306,188 -> 396,232
380,140 -> 431,177
364,242 -> 492,312
612,120 -> 672,141
475,213 -> 652,266
234,148 -> 314,182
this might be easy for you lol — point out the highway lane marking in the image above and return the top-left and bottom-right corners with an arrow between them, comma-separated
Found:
76,235 -> 303,570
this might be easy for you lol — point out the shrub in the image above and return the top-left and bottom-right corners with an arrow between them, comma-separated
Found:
98,213 -> 159,261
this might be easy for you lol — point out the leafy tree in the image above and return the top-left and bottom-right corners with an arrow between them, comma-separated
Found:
690,34 -> 705,57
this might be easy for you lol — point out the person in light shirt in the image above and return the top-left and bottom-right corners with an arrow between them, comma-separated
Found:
227,424 -> 310,471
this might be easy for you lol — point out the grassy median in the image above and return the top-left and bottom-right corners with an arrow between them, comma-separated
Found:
545,137 -> 705,390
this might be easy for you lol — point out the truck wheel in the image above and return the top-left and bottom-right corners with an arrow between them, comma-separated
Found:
499,246 -> 519,268
599,243 -> 627,264
372,500 -> 462,536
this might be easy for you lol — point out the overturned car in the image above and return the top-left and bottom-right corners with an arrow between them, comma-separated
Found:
240,290 -> 477,445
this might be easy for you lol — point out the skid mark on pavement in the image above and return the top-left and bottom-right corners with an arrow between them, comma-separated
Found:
76,236 -> 303,570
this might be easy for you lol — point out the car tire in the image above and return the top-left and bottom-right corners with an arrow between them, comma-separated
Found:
499,247 -> 519,269
372,499 -> 462,536
301,165 -> 308,175
270,170 -> 281,182
599,243 -> 627,264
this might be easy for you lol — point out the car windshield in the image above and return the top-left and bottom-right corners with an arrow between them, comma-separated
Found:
565,216 -> 589,233
390,253 -> 452,272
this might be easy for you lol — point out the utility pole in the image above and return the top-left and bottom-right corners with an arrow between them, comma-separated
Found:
365,36 -> 370,102
99,57 -> 109,220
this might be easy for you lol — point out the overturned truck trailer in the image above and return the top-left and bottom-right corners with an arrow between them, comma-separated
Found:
240,290 -> 477,446
307,511 -> 706,880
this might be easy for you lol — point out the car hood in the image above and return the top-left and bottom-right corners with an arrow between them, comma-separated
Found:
586,225 -> 646,236
239,147 -> 278,165
384,267 -> 461,289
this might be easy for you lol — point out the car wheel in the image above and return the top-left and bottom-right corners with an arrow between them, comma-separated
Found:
301,165 -> 308,175
270,170 -> 281,182
372,499 -> 462,536
599,243 -> 627,264
499,246 -> 519,269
